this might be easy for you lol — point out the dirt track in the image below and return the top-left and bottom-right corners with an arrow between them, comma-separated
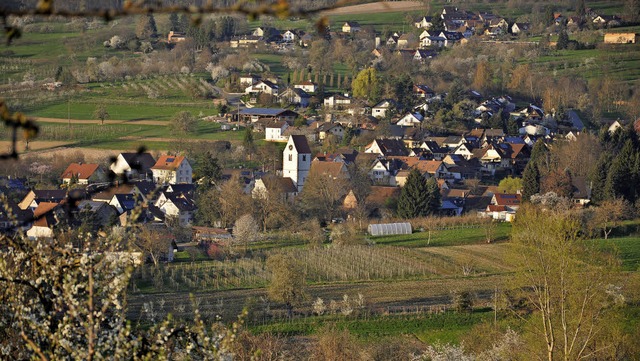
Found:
322,1 -> 425,15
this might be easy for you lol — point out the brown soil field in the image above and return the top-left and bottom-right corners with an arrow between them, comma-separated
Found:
0,140 -> 72,153
322,1 -> 425,15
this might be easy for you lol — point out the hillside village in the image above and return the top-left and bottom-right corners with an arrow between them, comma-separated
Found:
2,0 -> 640,359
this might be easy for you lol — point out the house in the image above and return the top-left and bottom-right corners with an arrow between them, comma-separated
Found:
421,36 -> 446,48
76,200 -> 118,226
396,112 -> 424,127
310,160 -> 349,180
608,120 -> 623,134
108,193 -> 138,214
18,189 -> 67,210
372,99 -> 396,118
263,120 -> 290,142
439,31 -> 464,47
252,26 -> 281,41
604,33 -> 637,44
572,176 -> 592,206
365,139 -> 408,157
282,30 -> 297,42
229,35 -> 261,48
419,141 -> 449,160
237,108 -> 298,123
413,49 -> 437,61
414,85 -> 435,98
415,16 -> 433,29
342,21 -> 361,33
397,33 -> 418,48
239,74 -> 261,86
279,87 -> 311,107
245,80 -> 279,96
151,155 -> 192,184
61,163 -> 105,185
110,152 -> 156,180
167,31 -> 186,43
453,143 -> 475,160
26,202 -> 59,240
253,175 -> 298,201
488,18 -> 509,30
155,191 -> 196,226
294,81 -> 317,93
593,15 -> 622,27
511,22 -> 530,34
386,34 -> 400,46
283,135 -> 312,192
324,94 -> 352,109
317,122 -> 345,141
0,198 -> 31,233
491,193 -> 521,211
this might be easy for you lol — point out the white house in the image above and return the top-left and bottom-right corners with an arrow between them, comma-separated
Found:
109,152 -> 156,180
414,16 -> 433,29
323,94 -> 352,109
317,122 -> 345,140
282,30 -> 296,42
396,112 -> 424,127
245,80 -> 279,96
155,192 -> 196,226
372,99 -> 396,118
151,155 -> 192,184
294,81 -> 316,93
282,135 -> 312,192
342,21 -> 361,33
265,120 -> 289,142
421,36 -> 445,48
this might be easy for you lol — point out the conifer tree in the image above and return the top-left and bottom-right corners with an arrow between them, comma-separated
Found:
425,177 -> 441,214
605,140 -> 639,203
397,168 -> 430,218
522,161 -> 540,201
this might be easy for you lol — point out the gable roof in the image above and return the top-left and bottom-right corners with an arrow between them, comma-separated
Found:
152,155 -> 186,171
290,135 -> 311,153
61,163 -> 100,180
493,193 -> 521,206
258,175 -> 298,194
120,152 -> 156,172
310,161 -> 347,178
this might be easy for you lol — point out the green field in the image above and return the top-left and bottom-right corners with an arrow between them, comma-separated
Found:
372,223 -> 512,247
599,237 -> 640,271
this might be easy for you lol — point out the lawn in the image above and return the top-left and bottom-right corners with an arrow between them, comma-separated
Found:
598,237 -> 640,271
250,310 -> 494,344
371,222 -> 512,247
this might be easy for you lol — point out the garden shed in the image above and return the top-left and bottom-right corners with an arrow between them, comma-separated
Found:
368,222 -> 412,236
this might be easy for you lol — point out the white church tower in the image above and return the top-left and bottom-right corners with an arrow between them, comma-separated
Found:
283,135 -> 311,192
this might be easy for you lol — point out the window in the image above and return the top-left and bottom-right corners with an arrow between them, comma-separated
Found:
288,154 -> 292,161
302,155 -> 306,161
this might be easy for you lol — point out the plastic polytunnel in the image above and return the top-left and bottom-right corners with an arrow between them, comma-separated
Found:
367,222 -> 412,236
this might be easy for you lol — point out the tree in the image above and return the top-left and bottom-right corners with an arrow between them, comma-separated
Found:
498,176 -> 522,194
298,167 -> 349,221
243,126 -> 255,159
135,14 -> 157,40
134,225 -> 172,267
425,177 -> 441,214
169,12 -> 180,31
510,204 -> 623,361
594,198 -> 628,239
266,254 -> 307,317
556,30 -> 569,50
605,140 -> 640,204
233,213 -> 259,252
397,168 -> 430,218
351,67 -> 380,103
541,168 -> 573,198
522,161 -> 540,202
529,139 -> 550,174
170,111 -> 197,134
192,150 -> 221,193
93,104 -> 109,125
445,80 -> 465,107
472,60 -> 491,91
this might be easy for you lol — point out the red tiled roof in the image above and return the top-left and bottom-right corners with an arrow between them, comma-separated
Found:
152,155 -> 186,171
61,163 -> 99,180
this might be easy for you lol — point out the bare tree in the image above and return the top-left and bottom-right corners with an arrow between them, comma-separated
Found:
233,213 -> 259,252
134,225 -> 172,267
